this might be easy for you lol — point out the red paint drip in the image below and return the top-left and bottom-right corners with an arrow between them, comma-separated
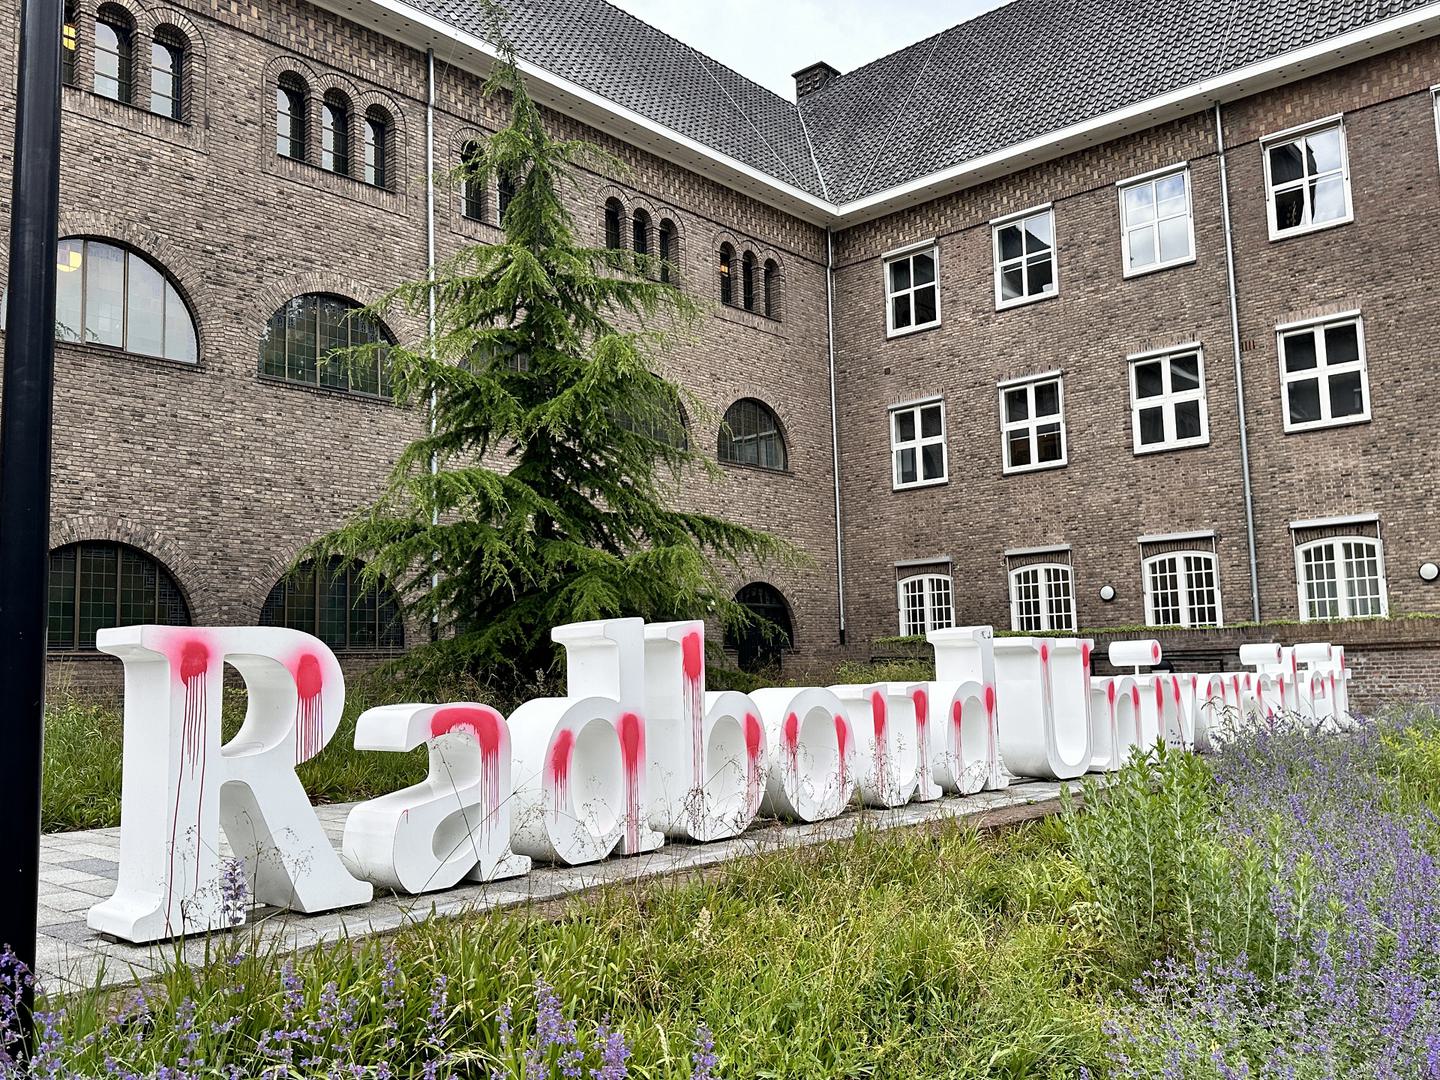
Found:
431,706 -> 504,834
681,632 -> 704,794
744,713 -> 763,810
293,653 -> 324,764
1172,675 -> 1182,704
1107,681 -> 1117,704
984,684 -> 996,718
619,712 -> 644,852
1131,685 -> 1140,710
1040,642 -> 1050,666
951,699 -> 964,762
548,728 -> 575,816
1152,643 -> 1161,662
912,688 -> 931,786
782,711 -> 800,772
870,691 -> 888,793
912,688 -> 928,731
167,636 -> 211,932
833,713 -> 850,791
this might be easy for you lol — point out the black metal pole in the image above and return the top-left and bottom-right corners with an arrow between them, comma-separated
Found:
0,0 -> 64,1049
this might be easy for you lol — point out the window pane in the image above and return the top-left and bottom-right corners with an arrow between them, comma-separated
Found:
125,252 -> 165,357
1024,213 -> 1052,251
317,299 -> 350,390
1310,176 -> 1347,224
118,548 -> 159,626
919,404 -> 942,439
913,285 -> 936,326
1155,172 -> 1187,207
921,442 -> 944,480
164,282 -> 197,364
1033,381 -> 1059,417
895,410 -> 916,443
1269,142 -> 1304,185
55,239 -> 83,342
1170,354 -> 1201,391
1325,323 -> 1359,365
47,547 -> 76,650
1000,265 -> 1024,301
1274,188 -> 1305,231
1158,215 -> 1190,262
1135,361 -> 1164,398
1288,379 -> 1322,424
912,251 -> 935,286
1027,253 -> 1053,295
892,294 -> 911,329
1148,557 -> 1181,626
287,296 -> 318,384
83,241 -> 125,347
1127,226 -> 1156,269
1174,400 -> 1203,440
1306,128 -> 1342,174
77,543 -> 118,649
998,225 -> 1022,262
1007,430 -> 1031,468
318,571 -> 348,647
897,447 -> 917,485
1122,184 -> 1155,225
350,579 -> 379,649
1328,370 -> 1364,418
888,259 -> 910,293
1035,423 -> 1063,463
1283,331 -> 1317,372
1004,388 -> 1028,423
1139,406 -> 1165,446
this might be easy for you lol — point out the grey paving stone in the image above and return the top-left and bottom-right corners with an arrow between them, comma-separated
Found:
58,857 -> 119,876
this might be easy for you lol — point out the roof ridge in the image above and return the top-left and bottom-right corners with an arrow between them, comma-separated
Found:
689,47 -> 804,187
794,105 -> 830,201
846,32 -> 944,200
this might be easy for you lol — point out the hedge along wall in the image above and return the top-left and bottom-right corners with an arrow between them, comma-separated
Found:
871,617 -> 1440,715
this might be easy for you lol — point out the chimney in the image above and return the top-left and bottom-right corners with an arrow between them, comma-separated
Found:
792,61 -> 840,99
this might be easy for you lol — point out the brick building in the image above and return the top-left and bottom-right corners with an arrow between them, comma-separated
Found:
5,0 -> 1440,697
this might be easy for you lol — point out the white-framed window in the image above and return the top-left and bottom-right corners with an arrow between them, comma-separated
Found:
1277,313 -> 1369,432
1295,536 -> 1387,620
993,206 -> 1056,309
1009,563 -> 1075,632
1143,551 -> 1222,628
890,398 -> 947,489
898,574 -> 954,636
1433,87 -> 1440,174
1262,118 -> 1352,240
1118,166 -> 1194,275
884,242 -> 940,337
1129,346 -> 1209,453
999,374 -> 1066,474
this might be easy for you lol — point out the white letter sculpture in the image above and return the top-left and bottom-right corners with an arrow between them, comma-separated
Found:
993,638 -> 1091,780
749,686 -> 854,821
340,703 -> 530,893
643,621 -> 766,841
89,626 -> 372,943
927,626 -> 1006,793
1088,675 -> 1141,771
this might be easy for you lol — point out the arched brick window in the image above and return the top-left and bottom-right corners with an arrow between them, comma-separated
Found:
632,208 -> 650,255
94,5 -> 135,104
719,398 -> 786,470
47,541 -> 190,651
61,0 -> 79,86
321,90 -> 351,175
363,105 -> 390,187
658,218 -> 676,283
741,250 -> 757,311
260,557 -> 404,651
718,242 -> 734,305
258,293 -> 393,397
603,197 -> 624,250
150,26 -> 185,119
275,73 -> 308,161
726,581 -> 793,673
763,258 -> 779,319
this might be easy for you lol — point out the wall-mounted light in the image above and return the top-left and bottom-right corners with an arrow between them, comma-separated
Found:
1421,562 -> 1439,583
1099,584 -> 1116,602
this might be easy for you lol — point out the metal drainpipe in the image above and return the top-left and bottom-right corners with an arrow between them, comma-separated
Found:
825,227 -> 847,646
426,48 -> 440,633
1215,101 -> 1262,623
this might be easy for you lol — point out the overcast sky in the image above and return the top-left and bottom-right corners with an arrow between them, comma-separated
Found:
608,0 -> 1008,100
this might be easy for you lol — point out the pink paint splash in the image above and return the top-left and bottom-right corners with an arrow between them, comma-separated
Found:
1172,675 -> 1182,705
744,713 -> 763,811
833,713 -> 850,793
1152,643 -> 1161,662
1131,685 -> 1141,711
951,698 -> 964,765
869,690 -> 890,795
166,635 -> 211,932
782,711 -> 800,774
619,712 -> 645,852
292,652 -> 324,764
431,706 -> 504,836
681,631 -> 704,795
984,684 -> 999,780
912,688 -> 931,789
1080,642 -> 1092,716
548,728 -> 575,817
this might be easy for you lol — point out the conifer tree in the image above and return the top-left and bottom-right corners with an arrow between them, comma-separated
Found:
310,46 -> 791,681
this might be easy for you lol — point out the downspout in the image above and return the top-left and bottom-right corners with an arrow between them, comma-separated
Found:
427,48 -> 440,636
825,227 -> 847,646
1215,102 -> 1262,623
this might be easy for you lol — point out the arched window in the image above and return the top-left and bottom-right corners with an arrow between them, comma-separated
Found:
275,74 -> 307,161
93,6 -> 134,103
725,582 -> 792,673
260,557 -> 404,651
1296,536 -> 1387,620
741,251 -> 757,311
363,106 -> 389,187
632,209 -> 650,256
658,218 -> 675,283
718,398 -> 786,470
1144,551 -> 1222,628
48,238 -> 198,362
460,141 -> 485,220
718,243 -> 734,305
47,541 -> 190,651
603,198 -> 623,250
1008,563 -> 1075,632
61,0 -> 79,86
497,167 -> 516,224
763,259 -> 779,319
898,574 -> 954,636
149,28 -> 184,119
321,91 -> 350,175
259,293 -> 392,397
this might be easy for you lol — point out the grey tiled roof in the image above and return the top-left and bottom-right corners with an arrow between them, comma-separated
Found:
406,0 -> 1439,204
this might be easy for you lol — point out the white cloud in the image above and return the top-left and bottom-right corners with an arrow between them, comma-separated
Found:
608,0 -> 1008,100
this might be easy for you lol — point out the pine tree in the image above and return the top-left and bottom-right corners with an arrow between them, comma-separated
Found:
309,46 -> 792,682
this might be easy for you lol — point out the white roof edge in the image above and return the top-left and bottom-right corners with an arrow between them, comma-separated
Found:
331,0 -> 1440,228
1289,513 -> 1380,531
1004,543 -> 1072,558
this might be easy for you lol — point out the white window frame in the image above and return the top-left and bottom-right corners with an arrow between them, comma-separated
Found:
1433,86 -> 1440,176
889,397 -> 948,490
1261,116 -> 1354,241
1142,550 -> 1223,628
883,240 -> 941,338
1293,535 -> 1389,621
1008,563 -> 1076,632
992,205 -> 1058,310
897,573 -> 954,636
1128,344 -> 1210,454
1276,312 -> 1370,433
1116,164 -> 1196,277
998,372 -> 1067,475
